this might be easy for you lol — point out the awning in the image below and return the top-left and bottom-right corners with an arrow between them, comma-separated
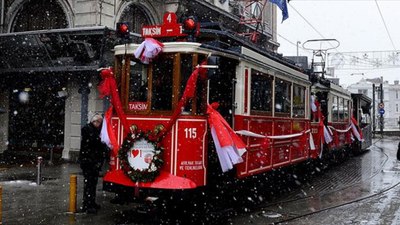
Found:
0,27 -> 117,74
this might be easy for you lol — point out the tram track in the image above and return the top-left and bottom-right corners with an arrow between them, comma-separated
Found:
271,181 -> 400,224
249,138 -> 400,225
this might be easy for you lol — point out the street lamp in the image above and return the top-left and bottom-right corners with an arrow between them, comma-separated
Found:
296,41 -> 301,56
379,76 -> 384,137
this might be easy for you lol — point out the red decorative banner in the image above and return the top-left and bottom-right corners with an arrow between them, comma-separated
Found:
351,116 -> 363,141
98,68 -> 130,134
100,106 -> 119,155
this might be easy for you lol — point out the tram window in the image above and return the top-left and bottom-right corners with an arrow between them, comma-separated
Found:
344,100 -> 349,121
128,61 -> 148,103
180,54 -> 194,114
250,70 -> 273,114
179,54 -> 207,115
151,55 -> 173,111
196,54 -> 207,114
339,97 -> 344,121
292,84 -> 306,118
274,78 -> 291,117
332,96 -> 339,122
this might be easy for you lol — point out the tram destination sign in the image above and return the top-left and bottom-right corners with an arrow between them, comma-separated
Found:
142,12 -> 185,38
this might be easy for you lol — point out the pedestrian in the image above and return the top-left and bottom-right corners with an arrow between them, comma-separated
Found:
79,114 -> 107,214
397,141 -> 400,161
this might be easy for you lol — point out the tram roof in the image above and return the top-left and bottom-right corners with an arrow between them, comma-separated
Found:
312,79 -> 352,99
115,26 -> 308,69
199,28 -> 300,69
115,41 -> 310,82
331,82 -> 352,99
351,93 -> 372,104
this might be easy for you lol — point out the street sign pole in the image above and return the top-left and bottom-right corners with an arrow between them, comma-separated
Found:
372,84 -> 376,137
380,80 -> 383,137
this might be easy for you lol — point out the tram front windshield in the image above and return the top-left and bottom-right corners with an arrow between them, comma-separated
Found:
127,54 -> 173,112
124,52 -> 206,114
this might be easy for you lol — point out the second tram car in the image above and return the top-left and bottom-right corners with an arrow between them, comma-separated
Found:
101,12 -> 369,200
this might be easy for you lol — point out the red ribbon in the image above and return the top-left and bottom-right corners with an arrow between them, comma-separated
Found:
333,130 -> 339,147
351,116 -> 363,141
104,106 -> 119,155
318,119 -> 324,144
98,68 -> 130,134
206,103 -> 246,149
300,131 -> 308,149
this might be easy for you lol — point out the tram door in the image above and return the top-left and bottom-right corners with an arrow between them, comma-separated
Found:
207,57 -> 238,182
208,57 -> 237,124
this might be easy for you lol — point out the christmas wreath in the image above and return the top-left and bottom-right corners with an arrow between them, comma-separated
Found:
118,129 -> 164,183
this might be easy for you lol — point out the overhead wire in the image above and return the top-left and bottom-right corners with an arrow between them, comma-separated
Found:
374,0 -> 397,51
280,1 -> 399,69
276,32 -> 313,54
287,4 -> 327,40
271,1 -> 398,70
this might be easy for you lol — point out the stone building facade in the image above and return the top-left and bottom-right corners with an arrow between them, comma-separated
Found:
347,78 -> 400,131
0,0 -> 280,160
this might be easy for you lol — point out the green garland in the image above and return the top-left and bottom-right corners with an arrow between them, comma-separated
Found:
118,131 -> 164,183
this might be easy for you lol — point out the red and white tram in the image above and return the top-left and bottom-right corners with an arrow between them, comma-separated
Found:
100,13 -> 365,197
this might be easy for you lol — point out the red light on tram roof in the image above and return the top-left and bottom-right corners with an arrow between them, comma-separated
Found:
116,22 -> 130,40
182,16 -> 199,41
119,24 -> 129,33
184,18 -> 196,30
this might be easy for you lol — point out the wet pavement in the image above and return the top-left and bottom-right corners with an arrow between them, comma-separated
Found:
0,162 -> 135,225
0,136 -> 399,225
233,136 -> 400,225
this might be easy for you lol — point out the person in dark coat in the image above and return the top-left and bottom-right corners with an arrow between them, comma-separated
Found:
397,141 -> 400,161
79,114 -> 107,214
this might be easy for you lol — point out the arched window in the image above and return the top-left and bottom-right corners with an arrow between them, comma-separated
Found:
119,4 -> 151,34
11,0 -> 68,32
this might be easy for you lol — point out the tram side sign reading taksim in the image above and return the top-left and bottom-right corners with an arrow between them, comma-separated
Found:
142,12 -> 185,38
